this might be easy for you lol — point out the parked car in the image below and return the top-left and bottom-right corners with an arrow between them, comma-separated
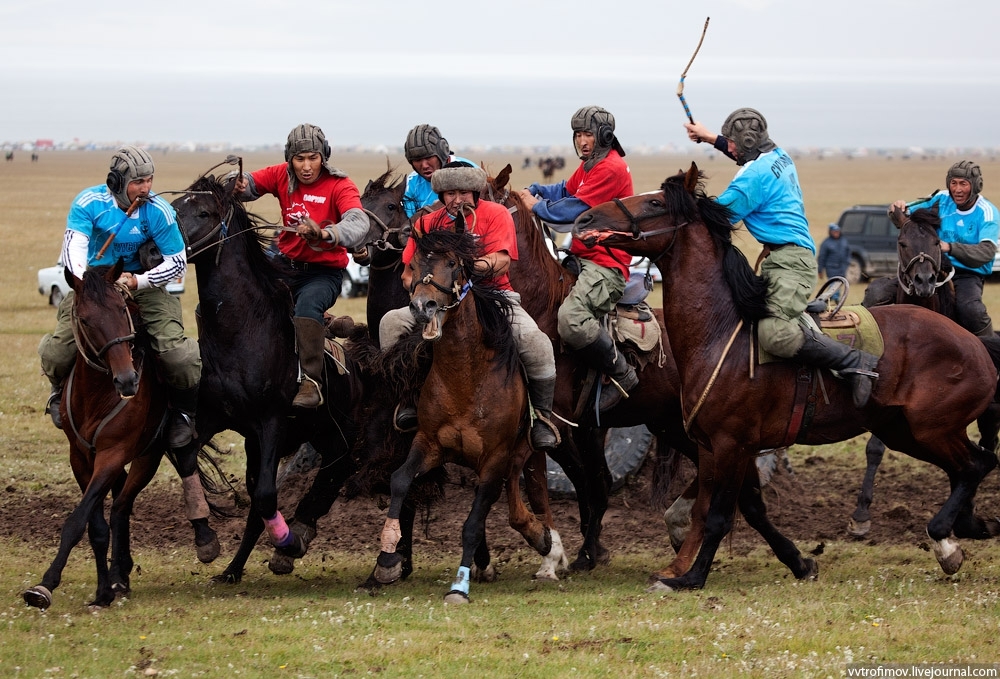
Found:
833,203 -> 1000,284
340,258 -> 370,298
37,263 -> 184,306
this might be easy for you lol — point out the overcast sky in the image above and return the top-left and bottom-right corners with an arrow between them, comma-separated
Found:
2,0 -> 999,150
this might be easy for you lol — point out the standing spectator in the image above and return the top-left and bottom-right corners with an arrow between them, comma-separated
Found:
817,222 -> 851,300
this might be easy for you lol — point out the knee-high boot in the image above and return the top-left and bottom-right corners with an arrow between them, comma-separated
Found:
577,330 -> 639,413
292,317 -> 326,409
792,328 -> 879,408
527,375 -> 560,450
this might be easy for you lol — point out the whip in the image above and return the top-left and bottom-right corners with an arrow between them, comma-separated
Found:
677,17 -> 711,125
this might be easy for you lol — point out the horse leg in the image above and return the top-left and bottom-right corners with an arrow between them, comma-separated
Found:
167,442 -> 220,564
214,437 -> 268,584
507,466 -> 567,582
948,440 -> 1000,540
359,499 -> 417,592
977,401 -> 1000,454
24,467 -> 117,610
848,434 -> 886,537
269,440 -> 354,575
444,476 -> 506,604
107,451 -> 163,599
561,427 -> 613,571
924,438 -> 998,574
663,477 -> 698,553
735,470 -> 818,580
375,444 -> 434,586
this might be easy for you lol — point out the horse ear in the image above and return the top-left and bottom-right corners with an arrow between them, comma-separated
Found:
65,265 -> 80,292
494,164 -> 512,191
455,210 -> 466,235
683,162 -> 700,194
110,257 -> 125,282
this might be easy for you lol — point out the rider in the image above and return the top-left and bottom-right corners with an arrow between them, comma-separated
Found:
402,124 -> 474,218
684,108 -> 879,407
380,162 -> 560,450
516,105 -> 636,413
889,161 -> 998,337
38,145 -> 202,449
233,123 -> 373,408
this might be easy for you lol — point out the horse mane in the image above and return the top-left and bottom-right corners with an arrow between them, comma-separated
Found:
361,168 -> 404,199
506,190 -> 567,312
907,206 -> 941,234
81,265 -> 114,297
186,175 -> 291,302
413,228 -> 520,376
661,171 -> 771,323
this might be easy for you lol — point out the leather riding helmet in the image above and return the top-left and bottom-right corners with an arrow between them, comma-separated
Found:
430,161 -> 486,207
946,160 -> 983,206
570,105 -> 626,171
107,145 -> 154,210
405,124 -> 451,166
720,108 -> 777,166
283,123 -> 344,191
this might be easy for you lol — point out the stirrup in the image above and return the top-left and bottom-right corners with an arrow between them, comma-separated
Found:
292,376 -> 324,408
45,391 -> 63,430
393,404 -> 417,433
530,413 -> 561,450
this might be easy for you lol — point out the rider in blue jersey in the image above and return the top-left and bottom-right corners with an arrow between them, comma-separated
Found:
685,108 -> 879,407
891,161 -> 999,337
402,124 -> 474,217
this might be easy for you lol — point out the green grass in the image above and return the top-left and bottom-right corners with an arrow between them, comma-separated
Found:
5,152 -> 1000,677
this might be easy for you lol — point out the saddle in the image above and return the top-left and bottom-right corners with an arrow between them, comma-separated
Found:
756,305 -> 885,365
609,303 -> 666,370
321,313 -> 357,377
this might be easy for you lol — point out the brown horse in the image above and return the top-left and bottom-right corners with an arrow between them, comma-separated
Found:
373,219 -> 566,603
23,262 -> 209,610
851,205 -> 1000,536
574,163 -> 1000,590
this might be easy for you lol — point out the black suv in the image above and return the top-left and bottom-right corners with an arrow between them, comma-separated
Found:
833,204 -> 896,284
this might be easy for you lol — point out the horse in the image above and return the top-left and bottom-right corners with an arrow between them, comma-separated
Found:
373,217 -> 566,603
172,173 -> 367,583
574,163 -> 1000,590
23,262 -> 215,610
850,205 -> 1000,536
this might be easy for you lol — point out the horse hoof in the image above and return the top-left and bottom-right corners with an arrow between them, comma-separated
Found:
268,551 -> 296,576
847,518 -> 871,537
471,564 -> 497,583
211,571 -> 242,585
533,570 -> 559,582
374,564 -> 402,585
444,590 -> 470,604
197,536 -> 221,564
797,558 -> 820,581
646,568 -> 680,584
646,580 -> 677,593
23,586 -> 52,610
276,532 -> 308,559
932,537 -> 964,575
111,582 -> 131,596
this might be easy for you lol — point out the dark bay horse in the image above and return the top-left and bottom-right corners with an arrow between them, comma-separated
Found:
23,262 -> 210,610
852,205 -> 1000,536
574,163 -> 1000,590
373,220 -> 566,603
173,175 -> 366,583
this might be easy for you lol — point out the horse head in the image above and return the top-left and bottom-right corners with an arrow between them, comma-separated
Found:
171,175 -> 239,261
68,259 -> 139,397
896,205 -> 947,298
361,167 -> 410,257
407,212 -> 479,341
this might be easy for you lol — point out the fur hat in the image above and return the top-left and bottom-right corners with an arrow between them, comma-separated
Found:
720,108 -> 777,166
107,145 -> 154,209
430,164 -> 487,194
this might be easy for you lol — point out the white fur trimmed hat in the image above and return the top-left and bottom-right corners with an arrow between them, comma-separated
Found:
430,165 -> 487,194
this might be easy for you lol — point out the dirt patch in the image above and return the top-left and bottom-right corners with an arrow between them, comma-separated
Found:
8,443 -> 998,577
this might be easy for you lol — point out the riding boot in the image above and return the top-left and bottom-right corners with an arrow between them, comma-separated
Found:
527,375 -> 560,450
166,384 -> 199,449
577,331 -> 639,413
792,328 -> 880,408
292,317 -> 326,409
44,379 -> 63,430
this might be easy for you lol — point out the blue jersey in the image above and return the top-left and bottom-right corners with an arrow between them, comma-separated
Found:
402,155 -> 475,217
67,185 -> 185,271
717,148 -> 815,255
910,192 -> 999,276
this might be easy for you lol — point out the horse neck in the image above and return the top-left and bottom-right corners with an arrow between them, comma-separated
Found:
655,223 -> 742,363
431,295 -> 490,372
509,212 -> 570,331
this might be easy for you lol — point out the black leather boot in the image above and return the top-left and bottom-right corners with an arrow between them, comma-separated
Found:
577,331 -> 639,413
792,328 -> 879,408
166,384 -> 199,449
527,375 -> 560,450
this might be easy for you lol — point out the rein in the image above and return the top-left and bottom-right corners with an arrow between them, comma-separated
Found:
597,197 -> 687,263
70,282 -> 136,374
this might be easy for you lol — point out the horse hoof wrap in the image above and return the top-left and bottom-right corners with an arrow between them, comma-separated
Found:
23,586 -> 52,610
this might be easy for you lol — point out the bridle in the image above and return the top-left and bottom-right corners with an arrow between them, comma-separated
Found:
70,281 -> 136,374
583,195 -> 689,264
896,219 -> 954,296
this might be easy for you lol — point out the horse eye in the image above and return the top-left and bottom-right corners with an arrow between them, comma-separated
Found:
198,211 -> 210,219
387,203 -> 397,212
649,199 -> 664,208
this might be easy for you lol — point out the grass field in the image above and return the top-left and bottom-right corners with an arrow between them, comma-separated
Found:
3,151 -> 1000,678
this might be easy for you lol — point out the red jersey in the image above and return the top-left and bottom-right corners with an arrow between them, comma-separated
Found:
250,164 -> 363,268
403,200 -> 518,292
566,150 -> 633,277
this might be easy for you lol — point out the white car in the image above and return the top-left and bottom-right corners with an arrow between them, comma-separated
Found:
38,263 -> 184,306
629,256 -> 663,283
